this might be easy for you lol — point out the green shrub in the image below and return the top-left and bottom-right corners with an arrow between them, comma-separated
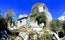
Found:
37,33 -> 53,40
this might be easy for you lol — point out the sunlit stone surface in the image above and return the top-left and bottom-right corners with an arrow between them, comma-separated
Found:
17,14 -> 28,28
38,6 -> 44,12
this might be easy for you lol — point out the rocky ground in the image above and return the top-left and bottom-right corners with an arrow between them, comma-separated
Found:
8,27 -> 65,40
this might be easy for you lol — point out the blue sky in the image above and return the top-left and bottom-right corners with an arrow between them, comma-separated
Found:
0,0 -> 65,19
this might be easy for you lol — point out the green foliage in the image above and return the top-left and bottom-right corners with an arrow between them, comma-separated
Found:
50,20 -> 63,32
44,34 -> 53,40
0,15 -> 7,29
61,21 -> 65,35
35,12 -> 46,24
5,10 -> 15,26
37,33 -> 53,40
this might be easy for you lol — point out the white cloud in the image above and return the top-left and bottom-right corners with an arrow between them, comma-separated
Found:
58,16 -> 65,21
64,12 -> 65,13
58,12 -> 65,21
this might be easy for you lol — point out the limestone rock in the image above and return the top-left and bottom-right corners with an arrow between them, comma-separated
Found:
31,3 -> 53,22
